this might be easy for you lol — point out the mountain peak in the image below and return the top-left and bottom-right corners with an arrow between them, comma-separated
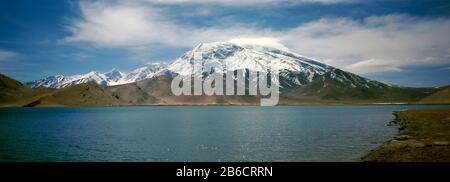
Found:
194,38 -> 289,51
168,40 -> 332,83
103,69 -> 125,82
192,41 -> 243,52
105,68 -> 119,73
26,41 -> 380,91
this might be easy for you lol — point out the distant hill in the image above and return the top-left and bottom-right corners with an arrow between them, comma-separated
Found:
108,75 -> 260,105
418,86 -> 450,104
0,73 -> 33,104
24,83 -> 121,107
0,74 -> 121,107
284,69 -> 437,102
0,73 -> 447,107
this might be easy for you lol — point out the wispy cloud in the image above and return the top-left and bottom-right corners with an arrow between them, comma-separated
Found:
65,1 -> 275,47
64,1 -> 450,74
280,15 -> 450,74
228,37 -> 289,51
344,59 -> 402,74
0,50 -> 19,61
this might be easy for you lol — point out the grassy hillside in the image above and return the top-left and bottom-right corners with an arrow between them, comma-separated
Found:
131,76 -> 261,105
108,82 -> 158,105
0,73 -> 122,107
284,70 -> 437,102
0,73 -> 448,107
418,86 -> 450,104
0,74 -> 33,103
24,83 -> 121,107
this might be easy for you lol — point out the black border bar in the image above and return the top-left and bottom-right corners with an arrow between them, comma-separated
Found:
1,162 -> 449,180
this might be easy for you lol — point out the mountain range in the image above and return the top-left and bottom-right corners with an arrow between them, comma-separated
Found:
26,42 -> 391,90
1,41 -> 448,107
26,63 -> 165,88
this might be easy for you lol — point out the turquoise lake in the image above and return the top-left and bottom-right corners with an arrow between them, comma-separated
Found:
1,105 -> 449,162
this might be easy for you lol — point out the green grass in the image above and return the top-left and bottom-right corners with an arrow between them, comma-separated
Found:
285,70 -> 437,102
418,86 -> 450,104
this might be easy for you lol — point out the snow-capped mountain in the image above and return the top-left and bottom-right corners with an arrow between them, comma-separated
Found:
26,71 -> 108,89
26,64 -> 164,88
120,63 -> 165,85
27,41 -> 386,90
166,41 -> 385,89
103,69 -> 126,83
167,42 -> 331,78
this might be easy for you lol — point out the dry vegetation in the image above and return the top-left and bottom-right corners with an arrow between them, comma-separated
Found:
362,110 -> 450,162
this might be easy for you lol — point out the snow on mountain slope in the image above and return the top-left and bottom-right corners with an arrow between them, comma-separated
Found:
165,41 -> 382,89
119,63 -> 165,85
26,65 -> 164,88
167,42 -> 331,80
104,69 -> 126,83
27,41 -> 385,89
26,71 -> 107,89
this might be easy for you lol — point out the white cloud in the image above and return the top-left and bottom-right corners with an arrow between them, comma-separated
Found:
279,15 -> 450,74
65,1 -> 275,47
0,50 -> 19,61
228,37 -> 289,51
65,1 -> 450,74
344,59 -> 401,74
65,2 -> 180,47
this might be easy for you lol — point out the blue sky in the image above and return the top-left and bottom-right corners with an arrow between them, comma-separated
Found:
0,0 -> 449,87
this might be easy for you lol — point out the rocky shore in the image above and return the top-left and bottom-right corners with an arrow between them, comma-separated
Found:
362,110 -> 450,162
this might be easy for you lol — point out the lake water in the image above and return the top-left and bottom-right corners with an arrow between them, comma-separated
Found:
0,105 -> 449,162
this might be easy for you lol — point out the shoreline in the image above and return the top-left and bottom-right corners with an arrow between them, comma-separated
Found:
362,110 -> 450,162
1,102 -> 449,108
